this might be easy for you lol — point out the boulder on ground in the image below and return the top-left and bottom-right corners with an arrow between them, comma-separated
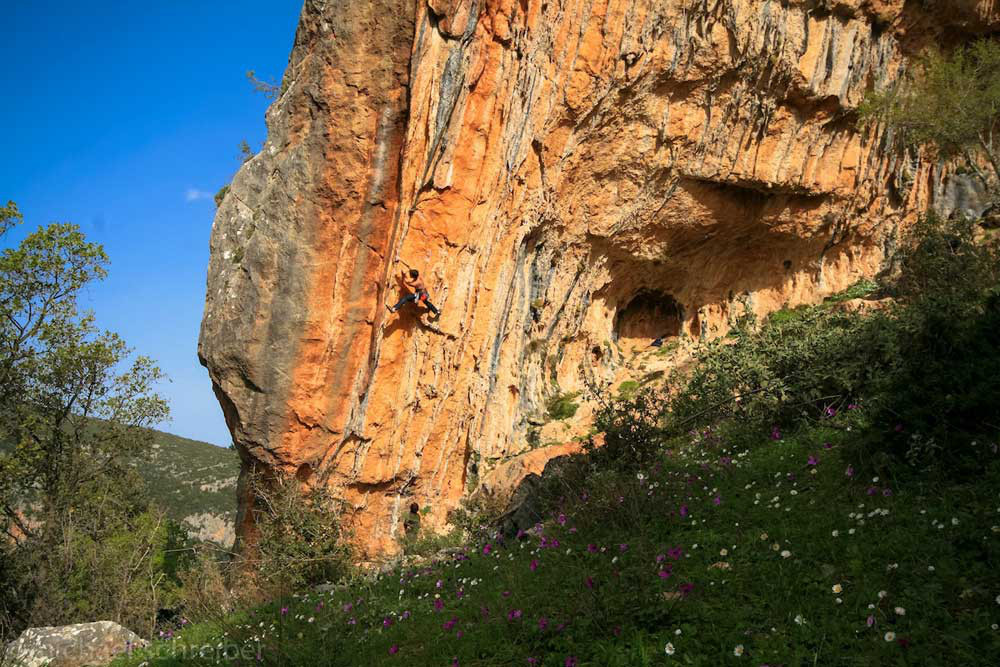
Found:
495,454 -> 579,539
3,621 -> 146,667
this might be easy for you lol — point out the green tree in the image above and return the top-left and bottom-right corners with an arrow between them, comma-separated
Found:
246,471 -> 351,596
860,39 -> 1000,199
237,139 -> 254,164
246,69 -> 280,100
0,205 -> 173,638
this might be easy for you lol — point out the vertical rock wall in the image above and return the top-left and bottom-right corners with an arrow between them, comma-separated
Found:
200,0 -> 998,557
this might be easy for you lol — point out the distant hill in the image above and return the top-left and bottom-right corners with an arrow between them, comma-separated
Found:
135,429 -> 239,547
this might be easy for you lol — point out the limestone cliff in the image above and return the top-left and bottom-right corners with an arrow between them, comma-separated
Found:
199,0 -> 999,557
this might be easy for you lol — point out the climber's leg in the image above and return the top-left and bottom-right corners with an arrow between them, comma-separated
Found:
417,290 -> 440,316
389,293 -> 417,312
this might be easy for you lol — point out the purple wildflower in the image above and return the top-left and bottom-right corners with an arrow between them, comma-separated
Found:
388,645 -> 399,655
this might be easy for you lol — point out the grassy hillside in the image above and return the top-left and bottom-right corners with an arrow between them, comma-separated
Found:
136,429 -> 238,546
111,216 -> 1000,666
111,417 -> 1000,666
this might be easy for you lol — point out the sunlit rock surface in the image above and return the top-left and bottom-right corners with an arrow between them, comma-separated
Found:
199,0 -> 999,557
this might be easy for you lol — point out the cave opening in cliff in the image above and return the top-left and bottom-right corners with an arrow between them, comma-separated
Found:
613,290 -> 682,348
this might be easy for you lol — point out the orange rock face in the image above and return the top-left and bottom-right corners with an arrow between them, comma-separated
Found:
199,0 -> 997,557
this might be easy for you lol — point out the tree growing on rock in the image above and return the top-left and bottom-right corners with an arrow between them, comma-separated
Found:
860,39 -> 1000,209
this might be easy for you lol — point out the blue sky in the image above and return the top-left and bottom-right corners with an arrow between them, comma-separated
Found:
2,1 -> 303,446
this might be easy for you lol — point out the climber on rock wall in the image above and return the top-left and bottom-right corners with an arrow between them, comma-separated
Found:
387,268 -> 441,316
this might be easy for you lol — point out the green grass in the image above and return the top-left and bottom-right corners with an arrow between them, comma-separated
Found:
546,391 -> 581,421
823,279 -> 879,304
767,304 -> 811,325
617,381 -> 640,399
403,527 -> 465,558
112,412 -> 1000,666
769,280 -> 880,327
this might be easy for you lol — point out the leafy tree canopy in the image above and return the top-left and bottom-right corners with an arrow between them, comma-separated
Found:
860,39 -> 1000,197
0,205 -> 172,637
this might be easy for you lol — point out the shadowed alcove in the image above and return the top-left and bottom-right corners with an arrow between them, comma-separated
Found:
613,290 -> 683,347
